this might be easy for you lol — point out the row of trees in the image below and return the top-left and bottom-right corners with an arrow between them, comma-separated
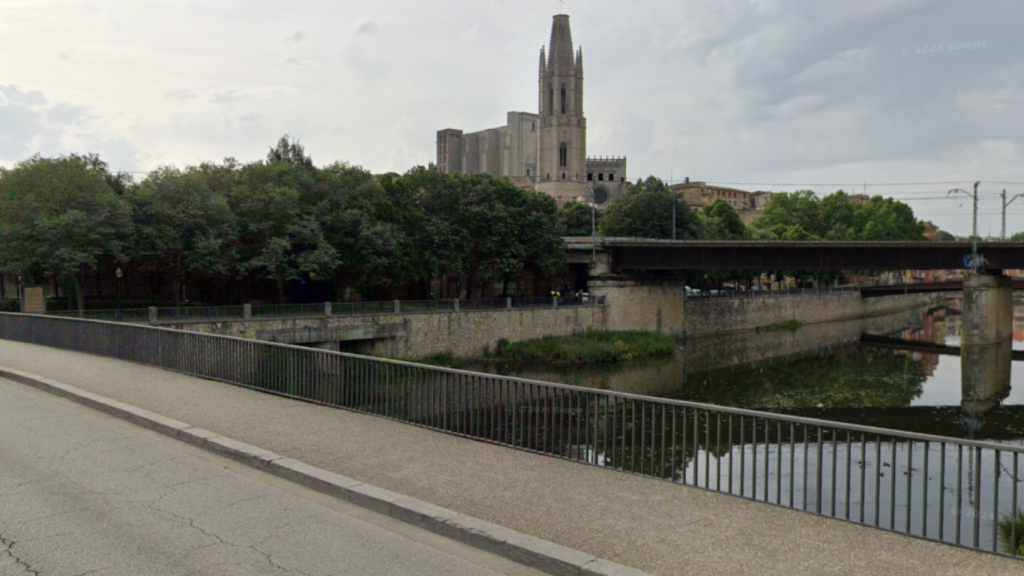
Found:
0,138 -> 565,310
0,137 -> 948,310
557,177 -> 928,243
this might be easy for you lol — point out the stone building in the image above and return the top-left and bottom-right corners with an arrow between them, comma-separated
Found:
436,14 -> 628,208
668,180 -> 774,224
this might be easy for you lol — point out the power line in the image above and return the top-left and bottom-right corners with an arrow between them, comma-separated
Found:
697,180 -> 976,187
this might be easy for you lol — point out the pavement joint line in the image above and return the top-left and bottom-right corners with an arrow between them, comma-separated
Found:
0,364 -> 655,576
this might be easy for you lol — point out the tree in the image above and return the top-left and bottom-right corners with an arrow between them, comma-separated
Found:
701,199 -> 748,239
0,154 -> 132,312
128,164 -> 237,305
1009,231 -> 1024,242
557,200 -> 599,237
599,177 -> 701,239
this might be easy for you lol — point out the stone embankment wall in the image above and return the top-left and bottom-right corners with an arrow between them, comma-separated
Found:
684,292 -> 941,339
162,305 -> 609,360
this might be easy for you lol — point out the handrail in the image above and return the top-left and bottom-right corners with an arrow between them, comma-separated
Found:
0,311 -> 1021,558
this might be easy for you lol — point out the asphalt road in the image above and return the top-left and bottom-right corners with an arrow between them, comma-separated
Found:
0,377 -> 545,576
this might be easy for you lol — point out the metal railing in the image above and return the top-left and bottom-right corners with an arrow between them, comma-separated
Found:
0,312 -> 1020,559
686,286 -> 861,298
39,296 -> 606,324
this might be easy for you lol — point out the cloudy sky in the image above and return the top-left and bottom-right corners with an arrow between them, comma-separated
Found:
1,0 -> 1021,236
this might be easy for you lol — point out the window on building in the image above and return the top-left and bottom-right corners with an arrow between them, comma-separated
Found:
531,123 -> 535,132
548,87 -> 553,115
560,84 -> 566,114
562,172 -> 566,180
609,172 -> 614,180
526,168 -> 531,176
598,173 -> 604,181
587,173 -> 593,181
559,143 -> 568,167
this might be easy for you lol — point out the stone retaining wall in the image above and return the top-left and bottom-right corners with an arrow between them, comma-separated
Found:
684,292 -> 941,339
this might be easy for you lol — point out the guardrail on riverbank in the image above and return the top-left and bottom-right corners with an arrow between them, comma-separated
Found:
686,286 -> 861,298
0,312 -> 1020,559
40,296 -> 605,324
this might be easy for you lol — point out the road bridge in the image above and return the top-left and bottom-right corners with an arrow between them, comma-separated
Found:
565,238 -> 1024,272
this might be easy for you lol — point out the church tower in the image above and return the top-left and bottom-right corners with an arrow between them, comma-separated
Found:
536,14 -> 588,204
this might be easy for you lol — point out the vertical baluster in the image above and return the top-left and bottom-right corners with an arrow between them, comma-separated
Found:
992,449 -> 1000,553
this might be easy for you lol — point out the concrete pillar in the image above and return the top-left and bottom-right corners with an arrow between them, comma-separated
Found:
506,297 -> 512,309
588,279 -> 686,336
148,306 -> 158,325
394,300 -> 401,314
324,302 -> 332,317
960,272 -> 1013,421
243,303 -> 252,320
552,295 -> 558,308
454,298 -> 460,312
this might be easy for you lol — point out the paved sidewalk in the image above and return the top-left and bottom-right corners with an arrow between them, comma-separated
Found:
0,340 -> 1021,576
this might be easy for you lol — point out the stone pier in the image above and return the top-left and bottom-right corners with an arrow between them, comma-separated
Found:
960,272 -> 1013,420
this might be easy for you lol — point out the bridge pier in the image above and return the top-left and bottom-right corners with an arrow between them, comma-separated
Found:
960,272 -> 1013,421
587,279 -> 685,336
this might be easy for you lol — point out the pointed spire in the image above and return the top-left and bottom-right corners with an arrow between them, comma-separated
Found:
547,14 -> 574,72
576,47 -> 583,75
539,46 -> 547,75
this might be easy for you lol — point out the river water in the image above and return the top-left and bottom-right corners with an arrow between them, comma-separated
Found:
474,296 -> 1024,553
494,295 -> 1024,442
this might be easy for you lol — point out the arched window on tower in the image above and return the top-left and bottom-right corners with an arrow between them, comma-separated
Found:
560,84 -> 567,114
548,86 -> 554,115
559,143 -> 568,167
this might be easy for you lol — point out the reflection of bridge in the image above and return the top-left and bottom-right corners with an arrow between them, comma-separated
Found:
566,238 -> 1024,271
860,333 -> 1024,361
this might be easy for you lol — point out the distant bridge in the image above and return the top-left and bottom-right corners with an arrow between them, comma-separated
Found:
859,280 -> 1024,297
565,238 -> 1024,272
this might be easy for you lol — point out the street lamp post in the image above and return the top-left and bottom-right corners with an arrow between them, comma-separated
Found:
948,182 -> 981,268
589,182 -> 597,265
1001,189 -> 1024,240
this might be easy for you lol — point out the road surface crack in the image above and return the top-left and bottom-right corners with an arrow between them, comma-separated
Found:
0,533 -> 40,575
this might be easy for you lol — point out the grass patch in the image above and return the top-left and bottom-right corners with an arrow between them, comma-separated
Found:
415,352 -> 467,369
493,331 -> 676,366
756,320 -> 804,333
998,509 -> 1024,556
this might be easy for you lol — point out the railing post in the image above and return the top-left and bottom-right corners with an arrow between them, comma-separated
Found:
324,302 -> 332,317
454,298 -> 460,312
243,303 -> 252,320
552,295 -> 558,308
506,296 -> 512,309
148,306 -> 158,325
394,299 -> 401,314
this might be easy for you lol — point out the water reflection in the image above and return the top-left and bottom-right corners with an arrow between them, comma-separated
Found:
491,296 -> 1024,441
473,295 -> 1024,553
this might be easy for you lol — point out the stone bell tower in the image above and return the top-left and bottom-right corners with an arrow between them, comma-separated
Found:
536,14 -> 588,204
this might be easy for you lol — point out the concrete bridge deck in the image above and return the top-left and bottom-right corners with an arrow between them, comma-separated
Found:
0,341 -> 1019,575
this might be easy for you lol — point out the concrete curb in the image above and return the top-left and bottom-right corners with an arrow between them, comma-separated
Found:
0,365 -> 654,576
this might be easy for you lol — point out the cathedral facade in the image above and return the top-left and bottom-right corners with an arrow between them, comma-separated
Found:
435,14 -> 627,207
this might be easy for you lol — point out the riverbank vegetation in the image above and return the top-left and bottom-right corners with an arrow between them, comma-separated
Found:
492,331 -> 676,366
756,320 -> 804,333
998,509 -> 1024,556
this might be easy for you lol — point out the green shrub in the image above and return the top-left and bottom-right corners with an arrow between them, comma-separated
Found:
493,331 -> 675,366
998,509 -> 1024,556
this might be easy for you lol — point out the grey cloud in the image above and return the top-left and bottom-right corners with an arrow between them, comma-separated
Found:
354,20 -> 379,37
285,30 -> 306,43
0,84 -> 47,106
58,52 -> 72,61
46,103 -> 91,125
286,57 -> 303,66
210,90 -> 246,104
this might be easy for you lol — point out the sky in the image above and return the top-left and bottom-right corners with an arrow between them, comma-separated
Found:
1,0 -> 1022,237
